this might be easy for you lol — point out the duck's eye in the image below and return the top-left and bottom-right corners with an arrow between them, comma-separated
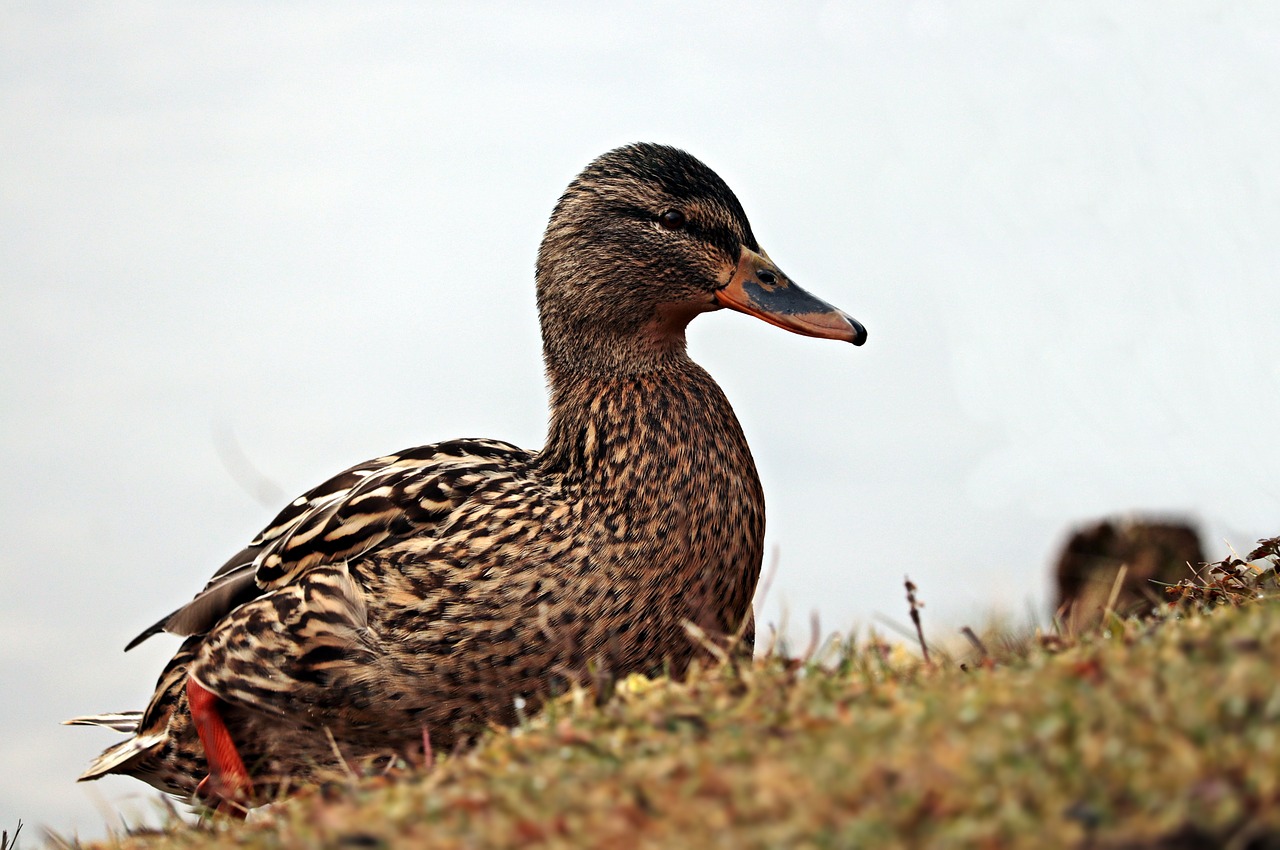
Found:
659,210 -> 686,231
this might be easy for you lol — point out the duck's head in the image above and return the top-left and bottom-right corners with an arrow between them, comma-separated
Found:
536,143 -> 866,374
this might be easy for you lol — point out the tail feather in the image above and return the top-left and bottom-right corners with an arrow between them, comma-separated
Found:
65,710 -> 165,781
63,711 -> 144,734
76,736 -> 160,781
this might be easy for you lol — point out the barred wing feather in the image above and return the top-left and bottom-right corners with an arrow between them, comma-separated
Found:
124,439 -> 527,650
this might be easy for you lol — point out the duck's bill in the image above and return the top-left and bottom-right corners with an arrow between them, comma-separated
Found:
715,248 -> 866,345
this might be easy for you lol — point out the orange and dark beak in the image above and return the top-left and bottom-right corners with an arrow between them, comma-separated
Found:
715,247 -> 866,345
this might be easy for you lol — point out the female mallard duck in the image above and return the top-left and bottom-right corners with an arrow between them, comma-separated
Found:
69,143 -> 865,813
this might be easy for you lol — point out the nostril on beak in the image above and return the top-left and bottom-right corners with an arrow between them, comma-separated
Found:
756,270 -> 777,286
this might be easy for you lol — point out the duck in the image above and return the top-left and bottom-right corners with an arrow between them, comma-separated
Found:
68,143 -> 866,814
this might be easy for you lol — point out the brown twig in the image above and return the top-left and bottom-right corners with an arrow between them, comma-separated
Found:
960,625 -> 994,670
421,726 -> 435,772
1,822 -> 22,850
960,626 -> 990,660
905,576 -> 931,666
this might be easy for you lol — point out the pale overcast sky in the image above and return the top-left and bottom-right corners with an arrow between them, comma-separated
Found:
3,1 -> 1279,839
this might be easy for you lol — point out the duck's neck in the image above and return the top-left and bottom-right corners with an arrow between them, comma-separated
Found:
537,351 -> 766,647
538,301 -> 706,379
537,352 -> 756,493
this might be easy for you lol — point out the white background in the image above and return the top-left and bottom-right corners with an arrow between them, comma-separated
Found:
3,2 -> 1278,839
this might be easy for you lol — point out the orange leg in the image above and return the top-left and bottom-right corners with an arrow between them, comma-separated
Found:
186,677 -> 253,817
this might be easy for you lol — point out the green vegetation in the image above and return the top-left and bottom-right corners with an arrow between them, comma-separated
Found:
76,539 -> 1279,849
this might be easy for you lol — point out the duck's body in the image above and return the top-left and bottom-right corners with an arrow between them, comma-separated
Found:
70,143 -> 864,810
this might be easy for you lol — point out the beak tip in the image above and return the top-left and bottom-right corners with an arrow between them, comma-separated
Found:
846,317 -> 868,346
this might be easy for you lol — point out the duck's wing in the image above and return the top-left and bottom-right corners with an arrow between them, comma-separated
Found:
124,546 -> 261,650
124,438 -> 531,651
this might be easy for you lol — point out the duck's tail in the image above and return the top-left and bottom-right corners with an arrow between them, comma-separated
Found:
63,711 -> 164,780
64,711 -> 143,734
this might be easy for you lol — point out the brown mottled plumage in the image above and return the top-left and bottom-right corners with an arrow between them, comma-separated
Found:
68,143 -> 865,810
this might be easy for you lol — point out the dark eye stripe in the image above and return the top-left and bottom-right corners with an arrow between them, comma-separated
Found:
609,203 -> 741,261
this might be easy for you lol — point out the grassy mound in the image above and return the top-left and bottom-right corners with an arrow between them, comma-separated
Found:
78,539 -> 1279,850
